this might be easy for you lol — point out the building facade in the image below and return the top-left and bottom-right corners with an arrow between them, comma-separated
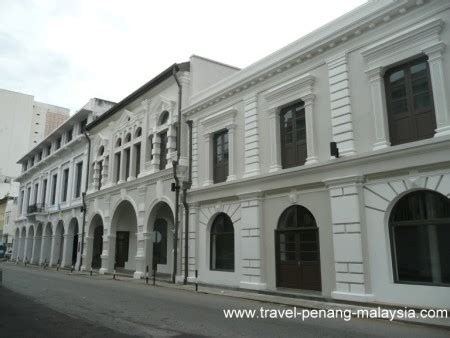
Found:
11,0 -> 450,309
12,98 -> 115,268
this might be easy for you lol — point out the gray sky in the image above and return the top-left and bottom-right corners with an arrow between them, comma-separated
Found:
0,0 -> 366,113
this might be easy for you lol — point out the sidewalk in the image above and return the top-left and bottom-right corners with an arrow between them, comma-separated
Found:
5,261 -> 450,329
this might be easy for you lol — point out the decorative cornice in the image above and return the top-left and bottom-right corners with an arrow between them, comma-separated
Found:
200,106 -> 237,134
184,0 -> 430,116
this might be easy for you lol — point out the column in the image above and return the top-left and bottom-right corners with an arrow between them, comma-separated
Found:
100,234 -> 115,274
238,192 -> 266,290
101,156 -> 109,188
203,134 -> 213,186
30,235 -> 39,264
142,232 -> 153,276
423,42 -> 450,137
186,203 -> 199,282
92,161 -> 100,190
327,53 -> 356,156
81,236 -> 93,271
128,144 -> 136,181
49,234 -> 58,266
178,72 -> 191,167
324,176 -> 373,302
150,134 -> 161,173
226,124 -> 236,181
243,94 -> 261,177
268,109 -> 282,172
191,120 -> 199,188
39,235 -> 51,265
61,234 -> 73,267
118,149 -> 126,184
366,67 -> 390,150
166,125 -> 176,169
304,94 -> 319,165
23,234 -> 33,262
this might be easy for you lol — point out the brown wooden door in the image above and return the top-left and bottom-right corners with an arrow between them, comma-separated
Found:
276,228 -> 321,291
213,130 -> 229,183
115,231 -> 129,268
280,102 -> 307,168
159,131 -> 167,170
92,226 -> 103,269
385,57 -> 436,146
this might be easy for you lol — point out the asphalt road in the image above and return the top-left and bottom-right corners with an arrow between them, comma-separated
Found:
1,263 -> 449,337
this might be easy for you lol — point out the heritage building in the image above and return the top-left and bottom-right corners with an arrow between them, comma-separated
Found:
12,0 -> 450,309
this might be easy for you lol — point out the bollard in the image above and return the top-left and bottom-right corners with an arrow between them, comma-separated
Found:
16,257 -> 19,265
195,270 -> 198,292
57,259 -> 60,271
90,267 -> 93,276
25,257 -> 27,266
113,263 -> 116,280
71,265 -> 74,273
43,259 -> 47,269
145,265 -> 149,284
153,266 -> 156,286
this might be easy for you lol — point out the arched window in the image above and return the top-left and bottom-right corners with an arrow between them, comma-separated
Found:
210,213 -> 234,271
116,138 -> 122,147
280,101 -> 307,169
159,111 -> 169,125
135,127 -> 142,138
384,57 -> 436,146
98,146 -> 104,156
278,205 -> 316,229
125,133 -> 131,143
389,190 -> 450,285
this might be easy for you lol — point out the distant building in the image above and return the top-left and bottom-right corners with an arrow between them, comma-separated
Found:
2,196 -> 17,250
0,88 -> 70,199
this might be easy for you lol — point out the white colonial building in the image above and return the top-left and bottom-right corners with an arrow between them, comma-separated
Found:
12,98 -> 115,268
12,0 -> 450,310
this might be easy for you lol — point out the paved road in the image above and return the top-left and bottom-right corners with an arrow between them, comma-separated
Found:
1,263 -> 449,337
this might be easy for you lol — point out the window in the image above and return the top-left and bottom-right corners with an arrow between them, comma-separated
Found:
67,128 -> 73,142
159,111 -> 169,125
384,57 -> 436,146
149,135 -> 154,161
33,183 -> 39,204
51,174 -> 57,205
114,153 -> 121,182
98,146 -> 104,156
37,151 -> 42,162
125,133 -> 131,143
19,190 -> 24,214
134,142 -> 141,177
61,168 -> 69,202
80,119 -> 87,133
26,186 -> 31,207
46,144 -> 52,156
98,161 -> 103,190
210,213 -> 234,271
213,130 -> 229,183
159,131 -> 168,170
74,162 -> 83,198
42,179 -> 47,205
116,138 -> 122,148
30,157 -> 34,167
22,163 -> 27,172
280,101 -> 307,168
56,136 -> 62,150
124,148 -> 131,179
389,191 -> 450,286
135,127 -> 142,138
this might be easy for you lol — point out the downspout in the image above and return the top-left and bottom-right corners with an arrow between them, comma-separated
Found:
79,131 -> 91,271
171,64 -> 182,284
183,120 -> 193,284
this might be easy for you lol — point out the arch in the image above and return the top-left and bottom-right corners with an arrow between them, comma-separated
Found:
146,201 -> 175,273
210,213 -> 235,271
135,127 -> 142,138
98,146 -> 105,156
66,217 -> 80,267
44,222 -> 53,236
388,190 -> 450,286
159,110 -> 169,125
25,225 -> 34,261
32,223 -> 43,264
110,200 -> 138,270
115,138 -> 122,147
53,220 -> 65,265
275,205 -> 321,291
125,133 -> 132,143
89,214 -> 104,269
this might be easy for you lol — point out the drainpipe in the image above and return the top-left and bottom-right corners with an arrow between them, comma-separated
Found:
171,65 -> 182,284
79,131 -> 91,271
183,120 -> 193,284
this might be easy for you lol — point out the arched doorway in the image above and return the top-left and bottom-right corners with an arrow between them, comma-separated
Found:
110,200 -> 138,271
275,205 -> 321,291
26,226 -> 34,262
65,218 -> 79,267
147,202 -> 174,274
32,223 -> 43,264
389,190 -> 450,285
19,227 -> 26,260
41,223 -> 53,265
53,221 -> 64,265
90,214 -> 104,269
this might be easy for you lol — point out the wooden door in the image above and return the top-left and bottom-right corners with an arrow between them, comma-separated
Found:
115,231 -> 129,268
92,226 -> 103,269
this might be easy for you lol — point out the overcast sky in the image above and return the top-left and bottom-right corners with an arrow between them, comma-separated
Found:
0,0 -> 366,113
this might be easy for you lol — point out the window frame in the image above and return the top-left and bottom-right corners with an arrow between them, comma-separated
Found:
210,213 -> 235,272
213,129 -> 229,184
